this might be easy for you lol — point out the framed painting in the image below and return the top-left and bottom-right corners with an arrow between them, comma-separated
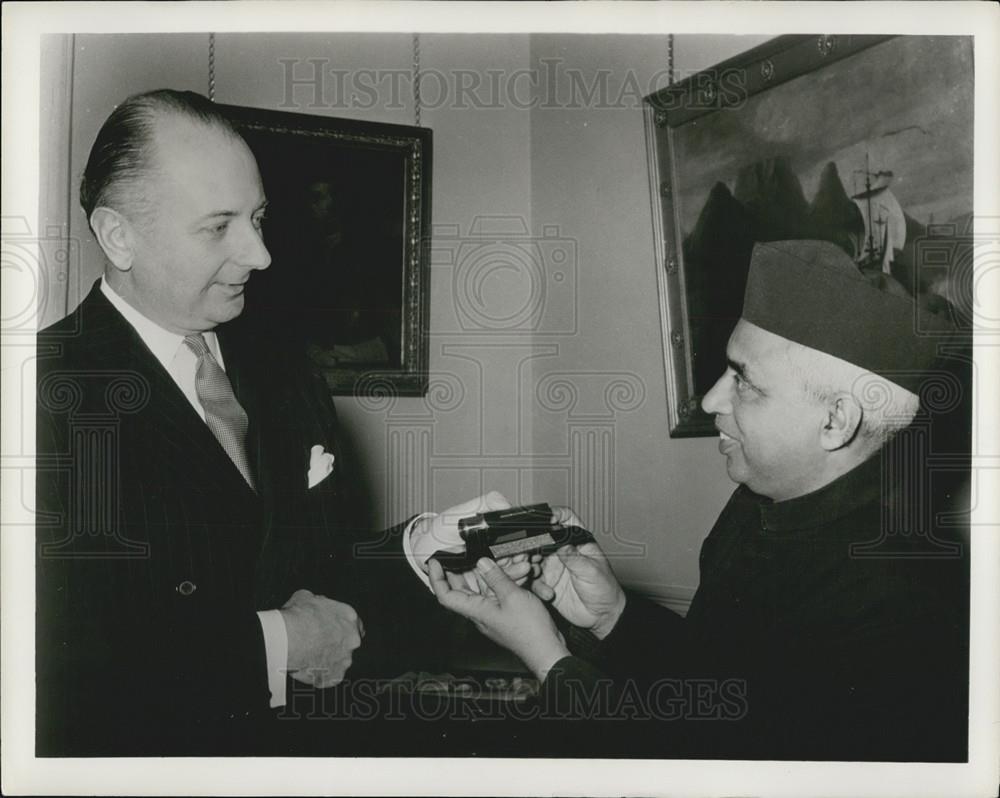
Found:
643,35 -> 974,436
219,103 -> 432,396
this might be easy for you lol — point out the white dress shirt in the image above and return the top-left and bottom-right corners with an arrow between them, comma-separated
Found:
100,279 -> 289,708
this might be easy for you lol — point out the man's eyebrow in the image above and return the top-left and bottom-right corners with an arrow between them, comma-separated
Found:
727,357 -> 749,380
195,200 -> 268,223
196,210 -> 238,223
727,357 -> 763,390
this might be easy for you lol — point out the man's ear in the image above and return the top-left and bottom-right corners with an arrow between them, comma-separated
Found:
89,207 -> 135,273
820,393 -> 863,452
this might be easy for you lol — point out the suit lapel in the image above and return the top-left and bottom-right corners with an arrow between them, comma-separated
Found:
217,323 -> 277,537
76,284 -> 260,501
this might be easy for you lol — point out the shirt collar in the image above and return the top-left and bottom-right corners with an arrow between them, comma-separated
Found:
757,452 -> 884,534
100,278 -> 223,370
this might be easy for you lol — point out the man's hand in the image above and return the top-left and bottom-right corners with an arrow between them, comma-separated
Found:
409,491 -> 534,591
531,506 -> 626,639
429,558 -> 570,681
279,589 -> 363,688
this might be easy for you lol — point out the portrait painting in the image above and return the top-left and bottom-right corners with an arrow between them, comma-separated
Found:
220,104 -> 433,396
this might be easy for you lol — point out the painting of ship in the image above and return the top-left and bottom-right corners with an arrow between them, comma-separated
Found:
851,154 -> 906,275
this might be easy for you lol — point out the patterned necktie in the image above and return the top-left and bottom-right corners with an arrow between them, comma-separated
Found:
184,333 -> 256,491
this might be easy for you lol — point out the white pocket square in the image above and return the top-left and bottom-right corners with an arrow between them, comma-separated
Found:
307,444 -> 335,488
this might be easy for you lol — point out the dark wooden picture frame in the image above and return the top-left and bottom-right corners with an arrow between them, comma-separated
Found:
643,35 -> 974,436
220,104 -> 432,396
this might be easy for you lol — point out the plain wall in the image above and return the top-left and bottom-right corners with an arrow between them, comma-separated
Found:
527,34 -> 772,604
49,32 -> 771,603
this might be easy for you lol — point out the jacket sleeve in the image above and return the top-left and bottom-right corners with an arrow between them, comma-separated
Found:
560,590 -> 692,682
536,654 -> 610,718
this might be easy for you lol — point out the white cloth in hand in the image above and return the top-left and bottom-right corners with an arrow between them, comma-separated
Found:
408,491 -> 512,570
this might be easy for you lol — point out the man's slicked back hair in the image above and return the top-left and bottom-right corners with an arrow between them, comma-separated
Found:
79,89 -> 242,228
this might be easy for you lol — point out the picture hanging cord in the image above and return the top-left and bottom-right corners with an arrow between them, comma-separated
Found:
413,32 -> 422,127
208,32 -> 216,102
668,33 -> 674,86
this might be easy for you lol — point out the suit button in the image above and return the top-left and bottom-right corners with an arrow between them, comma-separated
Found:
176,580 -> 197,596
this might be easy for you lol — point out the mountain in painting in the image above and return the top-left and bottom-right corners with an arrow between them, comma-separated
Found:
808,161 -> 866,257
733,156 -> 811,242
682,180 -> 756,392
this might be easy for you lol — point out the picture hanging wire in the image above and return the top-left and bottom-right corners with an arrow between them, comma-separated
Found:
413,32 -> 422,127
208,32 -> 216,102
667,33 -> 674,85
206,33 -> 423,118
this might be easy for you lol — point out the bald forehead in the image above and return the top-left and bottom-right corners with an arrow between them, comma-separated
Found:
146,112 -> 247,169
728,320 -> 797,374
726,321 -> 803,396
138,113 -> 263,207
736,321 -> 872,402
123,111 -> 265,232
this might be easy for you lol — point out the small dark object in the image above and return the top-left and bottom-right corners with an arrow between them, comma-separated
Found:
430,502 -> 594,573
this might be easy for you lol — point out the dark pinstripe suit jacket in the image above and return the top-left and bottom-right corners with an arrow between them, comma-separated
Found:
35,281 -> 369,755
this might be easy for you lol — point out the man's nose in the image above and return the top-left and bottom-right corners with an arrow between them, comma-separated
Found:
237,223 -> 271,271
701,371 -> 733,416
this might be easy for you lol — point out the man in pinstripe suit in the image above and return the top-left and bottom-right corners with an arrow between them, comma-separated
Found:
35,90 -> 368,755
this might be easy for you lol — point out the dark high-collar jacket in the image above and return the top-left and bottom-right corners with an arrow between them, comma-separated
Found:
543,449 -> 970,762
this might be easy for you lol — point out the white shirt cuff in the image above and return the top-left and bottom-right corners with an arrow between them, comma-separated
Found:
256,609 -> 288,708
402,512 -> 439,592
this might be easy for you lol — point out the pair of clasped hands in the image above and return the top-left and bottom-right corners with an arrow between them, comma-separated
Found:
412,492 -> 628,682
